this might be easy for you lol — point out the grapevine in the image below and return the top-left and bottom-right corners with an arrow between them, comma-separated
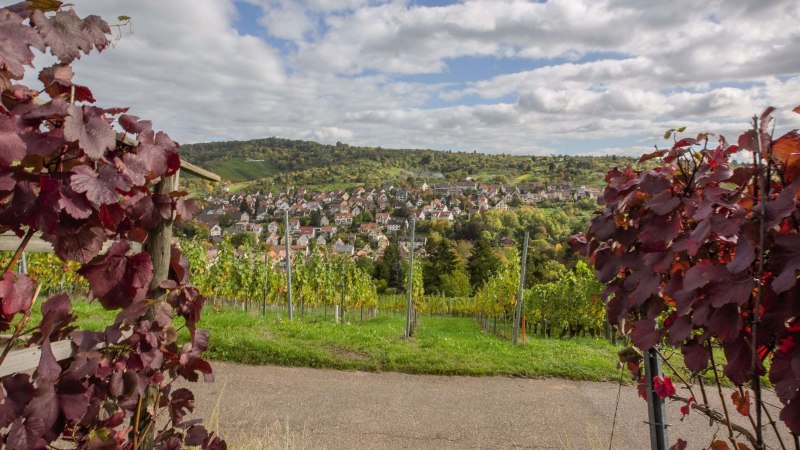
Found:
572,106 -> 800,447
0,2 -> 222,448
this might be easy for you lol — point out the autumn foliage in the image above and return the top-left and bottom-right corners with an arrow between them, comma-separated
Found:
573,106 -> 800,439
0,2 -> 220,448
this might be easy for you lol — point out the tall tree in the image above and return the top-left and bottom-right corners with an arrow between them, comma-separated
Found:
468,232 -> 499,292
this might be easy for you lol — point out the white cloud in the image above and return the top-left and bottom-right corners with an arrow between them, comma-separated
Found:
14,0 -> 800,157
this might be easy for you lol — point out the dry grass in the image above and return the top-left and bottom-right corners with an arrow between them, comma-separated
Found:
203,380 -> 308,450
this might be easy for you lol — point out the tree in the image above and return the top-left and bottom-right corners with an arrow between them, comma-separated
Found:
440,267 -> 471,297
176,221 -> 210,240
524,238 -> 566,287
468,232 -> 500,292
231,231 -> 258,248
376,242 -> 405,291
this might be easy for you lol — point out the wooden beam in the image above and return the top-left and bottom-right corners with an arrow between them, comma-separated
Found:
179,159 -> 221,182
0,340 -> 73,377
0,232 -> 141,254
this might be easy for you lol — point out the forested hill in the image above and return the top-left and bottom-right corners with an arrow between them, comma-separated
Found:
181,137 -> 637,189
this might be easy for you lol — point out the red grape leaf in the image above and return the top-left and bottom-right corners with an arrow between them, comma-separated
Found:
175,197 -> 200,222
185,425 -> 209,446
18,126 -> 65,158
683,259 -> 728,292
6,417 -> 47,450
682,340 -> 710,372
723,335 -> 755,385
667,314 -> 692,345
168,388 -> 195,425
638,149 -> 667,164
710,441 -> 730,450
779,393 -> 800,434
70,164 -> 117,206
169,245 -> 190,285
58,184 -> 93,219
0,374 -> 33,428
31,9 -> 104,63
669,438 -> 687,450
78,241 -> 153,310
27,175 -> 61,234
731,390 -> 750,416
35,337 -> 62,381
118,114 -> 152,134
0,113 -> 27,168
63,105 -> 115,160
120,153 -> 147,187
679,398 -> 694,421
39,292 -> 71,338
21,383 -> 61,442
769,233 -> 800,294
631,318 -> 659,349
52,221 -> 104,264
653,376 -> 675,399
0,272 -> 34,317
79,15 -> 110,52
727,236 -> 755,273
0,9 -> 45,80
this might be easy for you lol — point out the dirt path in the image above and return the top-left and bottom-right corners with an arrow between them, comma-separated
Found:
181,362 -> 791,449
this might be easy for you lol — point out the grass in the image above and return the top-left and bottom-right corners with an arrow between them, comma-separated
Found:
26,300 -> 763,387
27,299 -> 623,381
215,160 -> 278,182
187,307 -> 622,381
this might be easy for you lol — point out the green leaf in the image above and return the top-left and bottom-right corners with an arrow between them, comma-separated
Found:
117,15 -> 131,22
676,126 -> 686,133
663,129 -> 675,140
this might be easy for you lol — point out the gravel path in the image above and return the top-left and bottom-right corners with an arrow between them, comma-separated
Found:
180,362 -> 791,449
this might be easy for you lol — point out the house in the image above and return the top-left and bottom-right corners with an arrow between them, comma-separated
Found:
333,238 -> 354,255
494,201 -> 509,211
375,212 -> 390,225
334,213 -> 353,226
296,235 -> 310,247
239,212 -> 250,223
210,224 -> 222,239
267,221 -> 279,234
316,235 -> 327,246
299,226 -> 315,237
320,216 -> 330,227
386,218 -> 407,233
288,218 -> 301,232
265,232 -> 280,246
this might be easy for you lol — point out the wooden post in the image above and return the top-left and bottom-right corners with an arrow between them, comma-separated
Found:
405,217 -> 416,338
146,173 -> 178,298
139,172 -> 178,450
284,210 -> 293,320
513,232 -> 529,346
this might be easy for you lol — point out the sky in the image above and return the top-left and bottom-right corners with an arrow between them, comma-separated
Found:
18,0 -> 800,156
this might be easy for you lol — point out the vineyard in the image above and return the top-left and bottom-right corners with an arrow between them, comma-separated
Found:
177,237 -> 607,342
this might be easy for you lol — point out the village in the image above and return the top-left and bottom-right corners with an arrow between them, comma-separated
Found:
193,180 -> 600,261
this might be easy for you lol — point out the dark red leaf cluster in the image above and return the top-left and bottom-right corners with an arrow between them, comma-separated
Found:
0,3 -> 221,448
573,107 -> 800,434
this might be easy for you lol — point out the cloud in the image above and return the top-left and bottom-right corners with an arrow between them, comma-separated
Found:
14,0 -> 800,157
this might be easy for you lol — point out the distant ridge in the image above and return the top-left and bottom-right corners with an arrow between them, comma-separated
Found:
181,137 -> 634,189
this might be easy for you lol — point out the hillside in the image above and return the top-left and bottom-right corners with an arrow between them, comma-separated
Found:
181,137 -> 636,189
